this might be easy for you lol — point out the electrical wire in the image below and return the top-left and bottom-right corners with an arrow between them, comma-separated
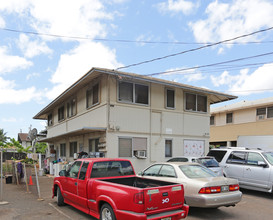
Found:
1,27 -> 273,45
145,51 -> 273,76
116,26 -> 273,70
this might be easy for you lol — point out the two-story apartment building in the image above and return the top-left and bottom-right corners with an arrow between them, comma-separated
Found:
210,97 -> 273,148
34,67 -> 235,171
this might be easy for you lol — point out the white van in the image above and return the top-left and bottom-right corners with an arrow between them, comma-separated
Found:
207,147 -> 273,193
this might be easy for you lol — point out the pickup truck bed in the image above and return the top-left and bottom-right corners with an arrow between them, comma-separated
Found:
101,176 -> 177,188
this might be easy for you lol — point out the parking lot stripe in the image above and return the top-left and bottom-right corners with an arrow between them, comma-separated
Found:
48,203 -> 73,219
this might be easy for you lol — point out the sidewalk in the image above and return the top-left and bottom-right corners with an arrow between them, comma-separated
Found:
0,175 -> 66,220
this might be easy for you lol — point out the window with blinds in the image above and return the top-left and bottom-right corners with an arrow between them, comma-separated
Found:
118,137 -> 147,157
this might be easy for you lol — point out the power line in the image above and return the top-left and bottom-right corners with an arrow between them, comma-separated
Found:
116,26 -> 273,70
145,51 -> 273,76
225,88 -> 273,93
1,27 -> 273,45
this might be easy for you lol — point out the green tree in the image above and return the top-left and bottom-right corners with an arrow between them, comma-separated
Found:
6,138 -> 32,153
35,142 -> 47,154
0,128 -> 9,144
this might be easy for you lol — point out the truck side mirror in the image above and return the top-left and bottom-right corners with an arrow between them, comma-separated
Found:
59,170 -> 68,176
258,161 -> 268,168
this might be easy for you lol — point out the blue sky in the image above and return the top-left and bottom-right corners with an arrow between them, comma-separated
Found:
1,0 -> 273,139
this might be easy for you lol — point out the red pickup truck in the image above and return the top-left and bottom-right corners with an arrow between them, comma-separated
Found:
52,158 -> 189,220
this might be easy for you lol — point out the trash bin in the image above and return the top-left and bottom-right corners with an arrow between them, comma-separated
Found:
5,175 -> 12,184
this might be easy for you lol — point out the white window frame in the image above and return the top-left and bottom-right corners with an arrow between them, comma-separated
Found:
86,83 -> 100,109
226,113 -> 233,124
60,143 -> 66,157
165,139 -> 173,158
69,141 -> 77,157
118,81 -> 149,105
118,137 -> 147,158
47,113 -> 53,126
58,105 -> 65,122
185,93 -> 207,113
67,98 -> 77,118
165,88 -> 175,109
267,106 -> 273,118
210,115 -> 215,125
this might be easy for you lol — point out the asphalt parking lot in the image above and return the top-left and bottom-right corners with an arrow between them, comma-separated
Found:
1,176 -> 272,220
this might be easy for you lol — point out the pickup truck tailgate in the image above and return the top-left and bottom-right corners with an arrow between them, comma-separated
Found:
143,184 -> 184,214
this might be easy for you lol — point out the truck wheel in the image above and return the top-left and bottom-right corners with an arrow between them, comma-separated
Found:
57,187 -> 65,206
100,203 -> 116,220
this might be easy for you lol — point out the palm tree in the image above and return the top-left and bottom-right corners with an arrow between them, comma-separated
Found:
0,129 -> 8,144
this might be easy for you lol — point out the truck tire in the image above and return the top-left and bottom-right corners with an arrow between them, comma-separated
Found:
100,203 -> 116,220
57,186 -> 65,206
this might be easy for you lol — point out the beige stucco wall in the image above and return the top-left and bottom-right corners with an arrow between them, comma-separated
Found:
210,119 -> 273,142
211,105 -> 273,143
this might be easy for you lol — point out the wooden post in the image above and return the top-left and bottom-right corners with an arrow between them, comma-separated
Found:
23,163 -> 29,193
14,162 -> 19,185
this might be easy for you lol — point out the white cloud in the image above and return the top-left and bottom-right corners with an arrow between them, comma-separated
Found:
0,76 -> 16,89
210,64 -> 273,95
17,34 -> 52,58
0,76 -> 42,104
190,0 -> 273,44
185,73 -> 205,82
46,41 -> 122,99
29,0 -> 111,41
229,64 -> 273,95
2,117 -> 17,122
0,16 -> 5,27
26,72 -> 40,80
0,0 -> 113,42
156,0 -> 197,15
158,67 -> 206,83
0,46 -> 32,74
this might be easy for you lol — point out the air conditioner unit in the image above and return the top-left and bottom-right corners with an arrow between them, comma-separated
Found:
136,150 -> 147,158
257,115 -> 265,120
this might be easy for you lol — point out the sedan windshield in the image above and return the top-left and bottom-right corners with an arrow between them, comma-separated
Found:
262,152 -> 273,165
179,165 -> 216,178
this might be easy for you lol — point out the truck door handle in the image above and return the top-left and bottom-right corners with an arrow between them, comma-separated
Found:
75,182 -> 77,186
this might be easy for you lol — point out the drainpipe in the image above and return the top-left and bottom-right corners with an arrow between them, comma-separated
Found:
107,75 -> 110,131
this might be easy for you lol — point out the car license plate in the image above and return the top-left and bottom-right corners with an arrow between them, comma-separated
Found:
221,185 -> 229,192
161,218 -> 171,220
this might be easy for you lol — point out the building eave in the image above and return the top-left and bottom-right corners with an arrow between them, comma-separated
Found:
33,67 -> 237,119
37,127 -> 107,143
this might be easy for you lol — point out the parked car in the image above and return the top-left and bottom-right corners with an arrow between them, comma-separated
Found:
52,158 -> 189,220
139,162 -> 242,208
207,147 -> 273,193
167,156 -> 223,176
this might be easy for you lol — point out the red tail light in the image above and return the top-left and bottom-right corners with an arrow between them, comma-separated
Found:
229,184 -> 239,191
134,192 -> 144,204
199,184 -> 240,194
199,186 -> 221,194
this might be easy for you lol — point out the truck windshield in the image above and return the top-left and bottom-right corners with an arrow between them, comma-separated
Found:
262,152 -> 273,165
91,161 -> 134,178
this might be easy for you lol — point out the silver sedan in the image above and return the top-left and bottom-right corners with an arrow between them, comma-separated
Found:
139,162 -> 242,208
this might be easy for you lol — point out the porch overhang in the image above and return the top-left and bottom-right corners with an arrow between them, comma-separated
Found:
38,127 -> 107,143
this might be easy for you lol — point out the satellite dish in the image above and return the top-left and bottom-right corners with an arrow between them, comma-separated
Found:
28,128 -> 38,141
